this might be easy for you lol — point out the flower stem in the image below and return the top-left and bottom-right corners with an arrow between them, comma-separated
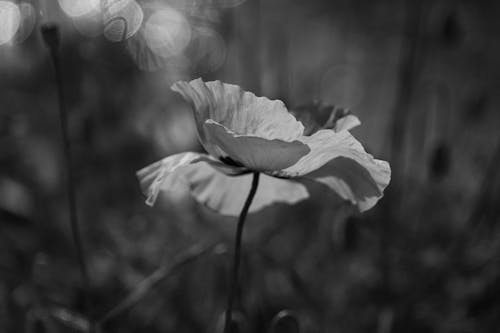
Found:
223,172 -> 260,333
41,24 -> 93,332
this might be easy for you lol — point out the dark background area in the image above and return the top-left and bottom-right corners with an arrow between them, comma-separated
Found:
1,0 -> 500,332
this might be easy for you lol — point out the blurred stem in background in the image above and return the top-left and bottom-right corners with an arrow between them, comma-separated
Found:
379,1 -> 426,331
460,137 -> 500,246
388,0 -> 426,193
98,242 -> 218,328
228,0 -> 262,94
224,172 -> 260,333
40,24 -> 94,333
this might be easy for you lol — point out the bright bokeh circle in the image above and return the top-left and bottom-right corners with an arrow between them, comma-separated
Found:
103,0 -> 143,42
72,8 -> 104,38
0,1 -> 21,45
14,2 -> 36,43
58,0 -> 100,18
143,6 -> 191,59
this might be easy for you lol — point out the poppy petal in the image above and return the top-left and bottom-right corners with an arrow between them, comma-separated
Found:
181,163 -> 310,216
328,112 -> 361,132
169,81 -> 223,157
204,120 -> 310,171
137,152 -> 245,206
280,130 -> 391,211
171,79 -> 305,143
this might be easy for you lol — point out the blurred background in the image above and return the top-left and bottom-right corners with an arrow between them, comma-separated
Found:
1,0 -> 500,332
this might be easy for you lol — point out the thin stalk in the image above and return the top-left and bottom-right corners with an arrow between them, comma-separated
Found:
41,24 -> 93,331
98,242 -> 218,325
223,172 -> 260,333
388,0 -> 425,190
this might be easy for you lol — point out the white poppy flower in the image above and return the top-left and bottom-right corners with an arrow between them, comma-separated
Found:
137,78 -> 391,216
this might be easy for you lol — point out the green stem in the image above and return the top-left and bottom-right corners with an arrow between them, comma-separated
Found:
223,172 -> 260,333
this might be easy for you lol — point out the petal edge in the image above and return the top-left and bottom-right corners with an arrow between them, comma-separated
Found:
281,130 -> 391,211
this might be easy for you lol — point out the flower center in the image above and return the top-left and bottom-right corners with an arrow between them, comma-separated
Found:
219,156 -> 244,168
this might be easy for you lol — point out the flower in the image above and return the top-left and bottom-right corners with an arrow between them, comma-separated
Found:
137,78 -> 391,216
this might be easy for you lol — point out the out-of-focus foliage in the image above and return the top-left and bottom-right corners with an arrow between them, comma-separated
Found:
1,0 -> 500,332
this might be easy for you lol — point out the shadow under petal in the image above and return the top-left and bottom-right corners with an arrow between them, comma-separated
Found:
180,163 -> 310,217
304,156 -> 390,212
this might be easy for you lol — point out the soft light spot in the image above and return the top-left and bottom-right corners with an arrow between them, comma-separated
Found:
14,2 -> 36,43
0,1 -> 21,46
0,177 -> 33,217
152,106 -> 198,152
192,26 -> 226,72
143,6 -> 191,59
58,0 -> 99,18
72,7 -> 103,38
103,0 -> 143,42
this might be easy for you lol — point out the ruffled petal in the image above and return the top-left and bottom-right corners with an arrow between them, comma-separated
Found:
320,107 -> 361,132
139,157 -> 310,216
137,152 -> 245,206
190,165 -> 309,216
169,81 -> 222,157
330,113 -> 361,132
171,79 -> 305,144
204,119 -> 310,171
279,130 -> 391,212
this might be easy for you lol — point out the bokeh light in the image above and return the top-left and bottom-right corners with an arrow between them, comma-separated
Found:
58,0 -> 100,18
126,34 -> 165,72
13,2 -> 36,43
143,6 -> 191,59
103,0 -> 143,42
191,26 -> 226,72
0,1 -> 21,46
72,8 -> 103,38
